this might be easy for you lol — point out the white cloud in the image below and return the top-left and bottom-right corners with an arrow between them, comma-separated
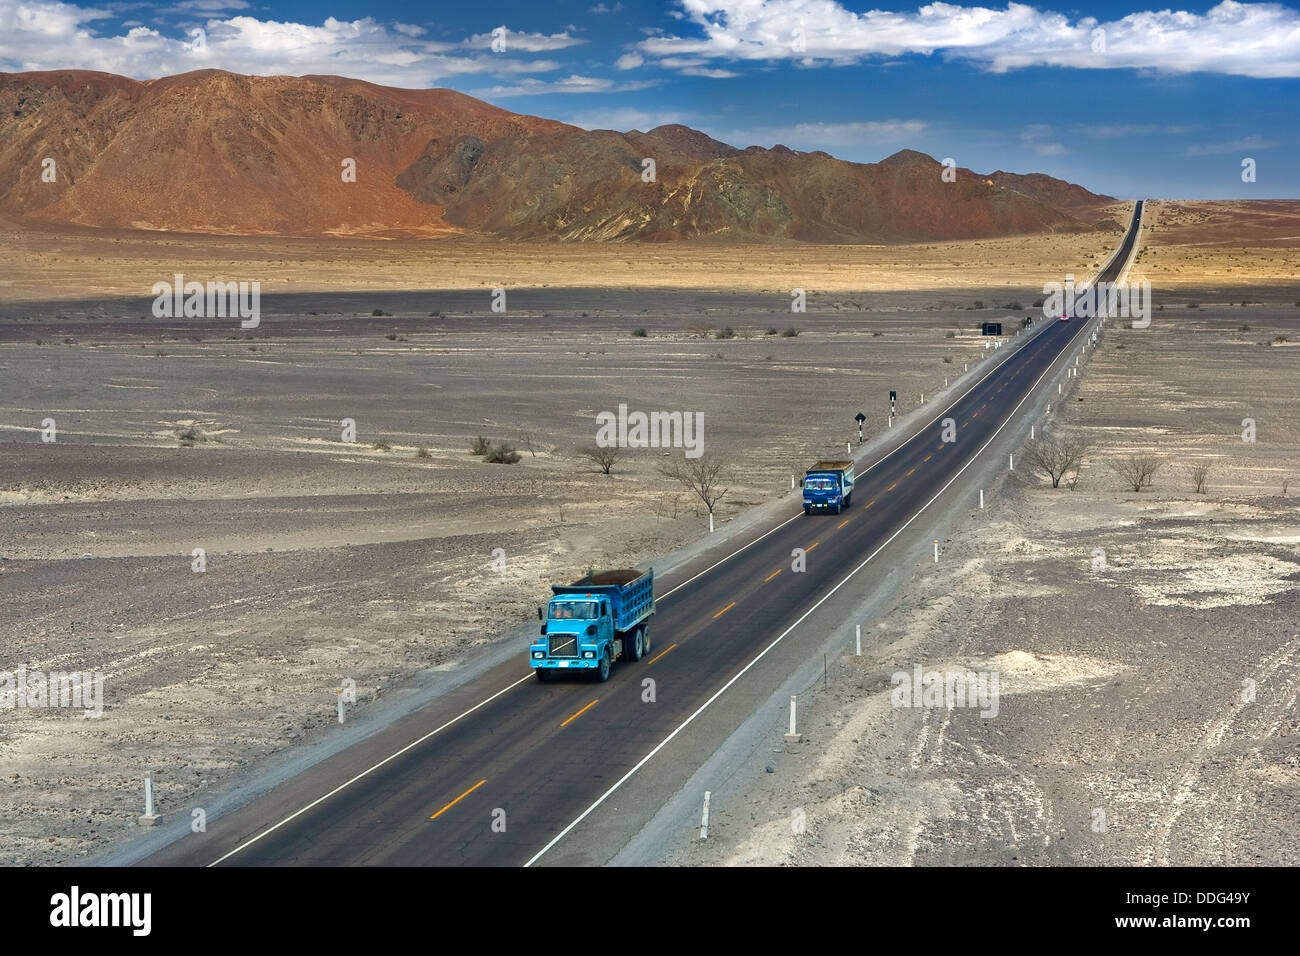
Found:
679,66 -> 739,77
463,27 -> 585,52
0,1 -> 570,86
1185,134 -> 1279,155
615,52 -> 644,69
470,74 -> 658,97
641,1 -> 1300,78
560,106 -> 688,132
709,119 -> 928,150
1021,123 -> 1066,156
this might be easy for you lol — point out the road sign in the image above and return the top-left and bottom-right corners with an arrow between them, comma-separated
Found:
854,412 -> 866,423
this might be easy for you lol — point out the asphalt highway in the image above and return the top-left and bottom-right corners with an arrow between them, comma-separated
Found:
144,201 -> 1144,867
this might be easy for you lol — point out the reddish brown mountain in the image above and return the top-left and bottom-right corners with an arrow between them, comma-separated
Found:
0,69 -> 1114,241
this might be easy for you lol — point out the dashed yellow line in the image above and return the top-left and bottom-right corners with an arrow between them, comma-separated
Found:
713,602 -> 736,619
647,643 -> 677,665
764,569 -> 782,582
906,467 -> 916,476
923,454 -> 932,462
430,779 -> 487,819
886,482 -> 897,492
865,499 -> 875,508
561,699 -> 599,727
805,541 -> 819,552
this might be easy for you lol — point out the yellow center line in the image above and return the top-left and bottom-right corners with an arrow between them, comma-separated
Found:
805,541 -> 819,551
430,779 -> 487,819
937,443 -> 946,450
647,643 -> 677,665
886,482 -> 897,492
764,569 -> 782,582
713,601 -> 736,619
923,454 -> 932,462
836,518 -> 851,528
561,699 -> 599,727
865,499 -> 875,508
906,467 -> 916,476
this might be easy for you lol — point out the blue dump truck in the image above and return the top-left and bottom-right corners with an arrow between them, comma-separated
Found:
532,569 -> 654,682
803,459 -> 855,515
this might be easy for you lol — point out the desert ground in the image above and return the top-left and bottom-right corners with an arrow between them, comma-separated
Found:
666,204 -> 1300,866
1,200 -> 1296,865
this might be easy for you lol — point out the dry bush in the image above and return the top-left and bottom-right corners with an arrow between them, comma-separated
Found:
1186,461 -> 1211,494
579,444 -> 624,475
1110,454 -> 1163,492
1024,435 -> 1089,488
659,454 -> 730,515
486,442 -> 521,464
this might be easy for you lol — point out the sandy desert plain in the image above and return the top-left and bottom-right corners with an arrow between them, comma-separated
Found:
0,199 -> 1297,865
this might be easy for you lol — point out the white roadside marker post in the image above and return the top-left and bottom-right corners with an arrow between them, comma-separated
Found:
700,791 -> 711,841
139,771 -> 160,827
1030,424 -> 1035,439
934,540 -> 939,563
785,696 -> 801,743
855,624 -> 862,656
709,512 -> 714,534
1009,454 -> 1015,471
337,689 -> 345,724
979,489 -> 984,509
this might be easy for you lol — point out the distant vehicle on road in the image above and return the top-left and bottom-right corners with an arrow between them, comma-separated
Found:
1059,312 -> 1070,322
532,569 -> 654,682
803,459 -> 855,515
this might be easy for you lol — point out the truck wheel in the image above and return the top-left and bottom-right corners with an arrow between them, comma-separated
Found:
596,652 -> 611,682
803,507 -> 811,516
844,493 -> 852,508
627,627 -> 644,662
641,624 -> 651,655
834,502 -> 842,514
535,668 -> 550,682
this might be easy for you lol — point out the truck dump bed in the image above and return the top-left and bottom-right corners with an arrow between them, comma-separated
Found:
552,568 -> 654,633
808,459 -> 853,473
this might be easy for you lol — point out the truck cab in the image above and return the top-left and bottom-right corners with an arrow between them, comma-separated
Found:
531,569 -> 654,682
803,459 -> 855,515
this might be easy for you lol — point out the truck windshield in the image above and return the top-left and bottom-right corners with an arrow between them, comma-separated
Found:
805,478 -> 836,491
550,601 -> 598,620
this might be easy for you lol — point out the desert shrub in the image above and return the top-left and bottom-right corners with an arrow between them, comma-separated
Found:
944,331 -> 955,338
415,447 -> 431,459
470,434 -> 491,455
715,327 -> 735,340
372,308 -> 389,316
1032,298 -> 1044,307
942,355 -> 953,363
1239,323 -> 1250,331
780,327 -> 800,337
486,442 -> 521,464
1004,301 -> 1022,310
631,327 -> 647,337
972,300 -> 985,309
765,327 -> 778,335
1272,335 -> 1289,345
373,439 -> 392,452
385,333 -> 398,340
1187,302 -> 1199,309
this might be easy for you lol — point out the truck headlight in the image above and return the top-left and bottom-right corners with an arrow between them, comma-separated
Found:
532,651 -> 544,659
583,650 -> 595,659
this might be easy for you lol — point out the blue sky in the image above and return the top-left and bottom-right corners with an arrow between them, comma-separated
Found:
3,0 -> 1297,198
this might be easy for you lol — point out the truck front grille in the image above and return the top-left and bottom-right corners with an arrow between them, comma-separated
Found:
547,633 -> 578,657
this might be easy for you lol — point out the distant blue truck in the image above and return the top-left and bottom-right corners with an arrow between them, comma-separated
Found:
532,569 -> 654,682
803,459 -> 855,515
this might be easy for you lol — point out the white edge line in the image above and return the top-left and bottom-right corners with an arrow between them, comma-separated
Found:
206,672 -> 534,866
524,214 -> 1140,867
